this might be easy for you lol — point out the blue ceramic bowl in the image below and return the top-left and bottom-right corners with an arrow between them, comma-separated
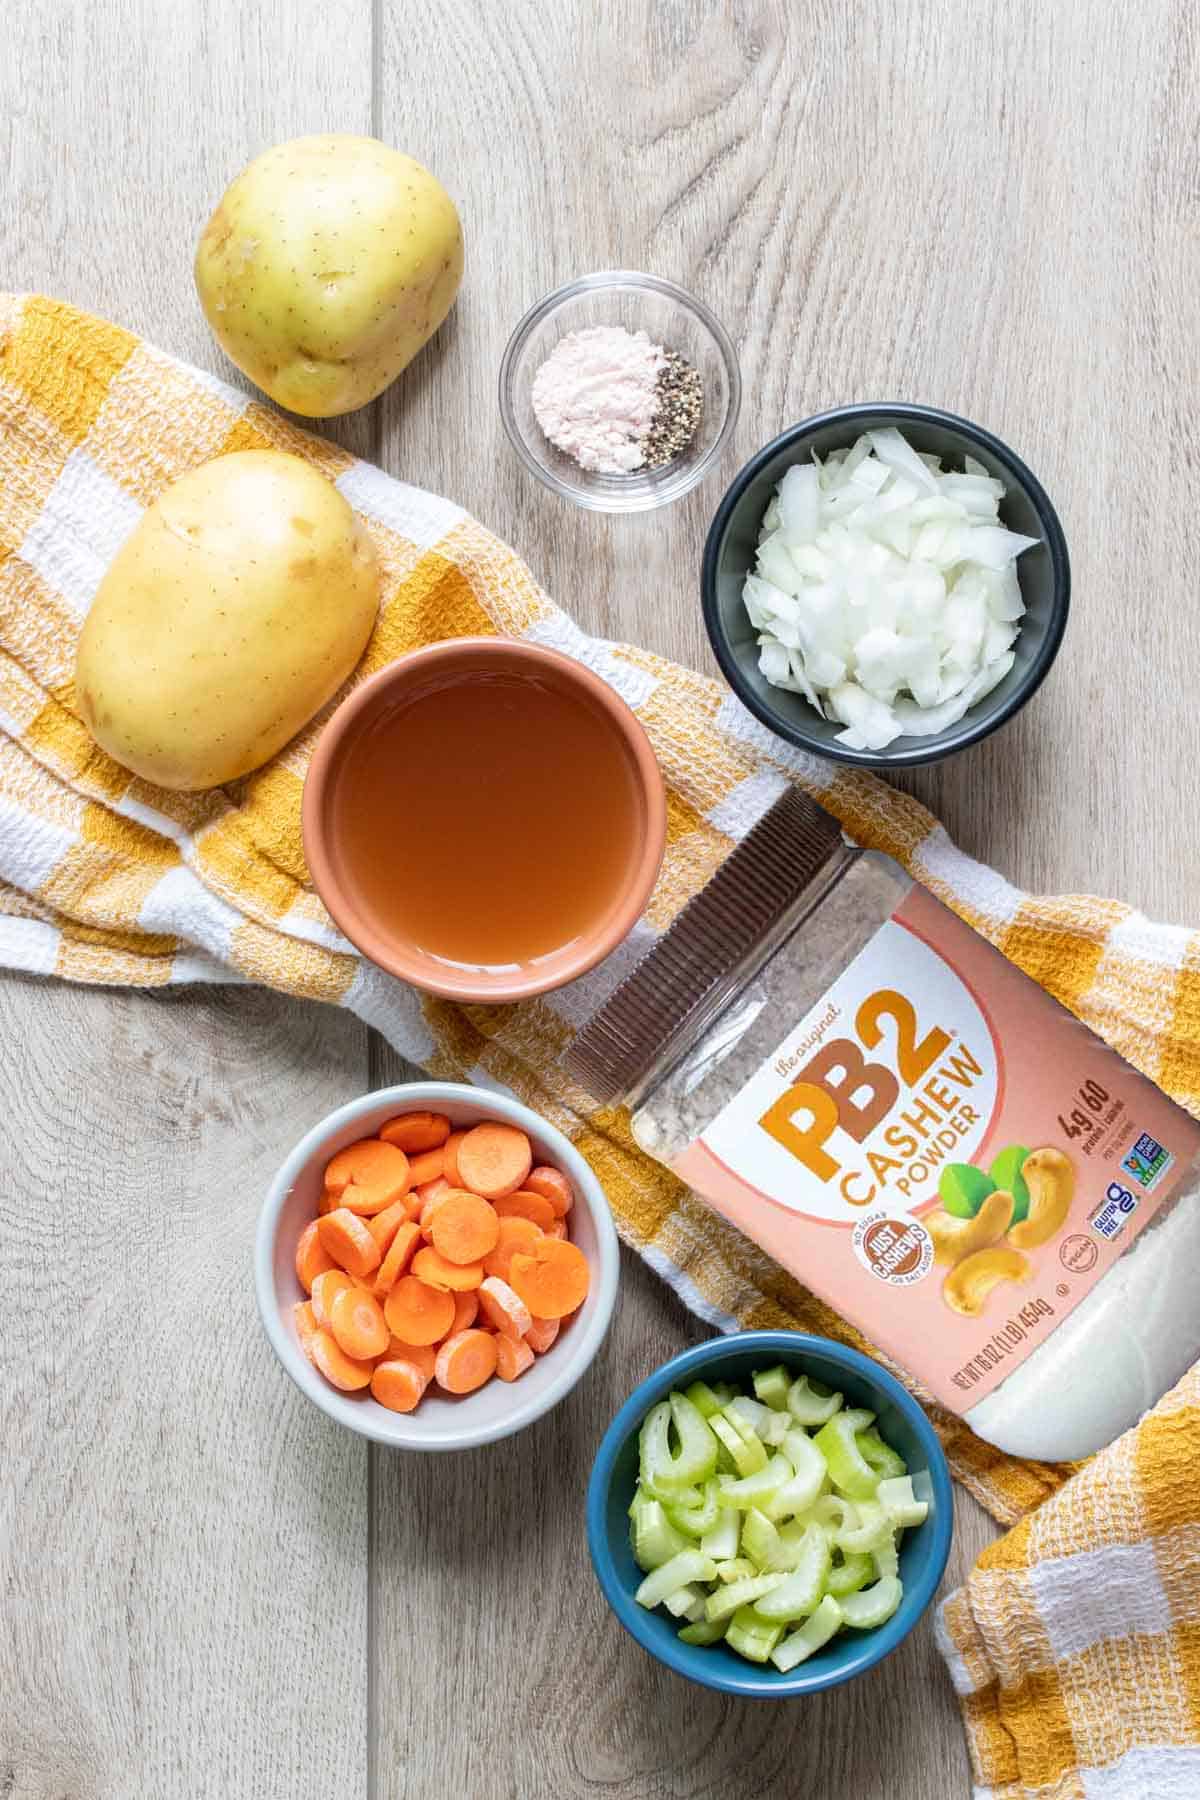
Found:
586,1331 -> 953,1697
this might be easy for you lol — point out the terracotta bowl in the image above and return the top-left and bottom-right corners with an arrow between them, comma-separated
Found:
302,637 -> 667,1001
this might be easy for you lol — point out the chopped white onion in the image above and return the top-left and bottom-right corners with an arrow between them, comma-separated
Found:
744,428 -> 1038,750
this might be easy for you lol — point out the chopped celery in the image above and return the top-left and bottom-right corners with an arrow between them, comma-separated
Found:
664,1477 -> 721,1538
670,1392 -> 721,1475
639,1396 -> 718,1497
710,1415 -> 768,1478
872,1535 -> 899,1581
741,1507 -> 785,1572
877,1475 -> 929,1529
801,1493 -> 859,1538
713,1432 -> 740,1476
678,1618 -> 726,1646
786,1374 -> 843,1427
814,1412 -> 881,1502
627,1370 -> 918,1674
825,1550 -> 875,1597
717,1452 -> 793,1509
839,1575 -> 902,1630
699,1507 -> 740,1563
774,1517 -> 832,1571
684,1379 -> 725,1419
752,1364 -> 792,1411
856,1428 -> 907,1482
835,1500 -> 892,1555
635,1550 -> 718,1610
770,1596 -> 844,1671
726,1396 -> 776,1439
754,1526 -> 830,1620
760,1428 -> 827,1523
642,1473 -> 703,1506
705,1572 -> 786,1623
631,1499 -> 691,1572
664,1582 -> 706,1619
762,1411 -> 790,1447
726,1605 -> 784,1662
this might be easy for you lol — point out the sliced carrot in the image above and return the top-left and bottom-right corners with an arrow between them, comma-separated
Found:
311,1328 -> 374,1391
294,1300 -> 319,1362
371,1358 -> 430,1413
525,1166 -> 574,1217
495,1335 -> 535,1382
450,1291 -> 479,1334
385,1339 -> 437,1379
481,1215 -> 543,1282
295,1218 -> 336,1294
434,1328 -> 499,1394
329,1284 -> 389,1361
366,1200 -> 409,1254
419,1187 -> 456,1236
373,1220 -> 421,1297
430,1191 -> 501,1265
411,1246 -> 484,1292
379,1111 -> 451,1155
384,1275 -> 456,1346
477,1275 -> 533,1342
406,1147 -> 445,1188
455,1122 -> 532,1200
318,1187 -> 338,1216
340,1178 -> 410,1218
325,1137 -> 410,1197
507,1239 -> 590,1320
311,1268 -> 355,1329
442,1128 -> 467,1187
524,1315 -> 560,1355
494,1190 -> 556,1232
546,1219 -> 568,1241
317,1208 -> 383,1279
406,1177 -> 441,1228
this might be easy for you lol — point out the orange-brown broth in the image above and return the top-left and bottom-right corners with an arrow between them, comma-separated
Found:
334,671 -> 644,969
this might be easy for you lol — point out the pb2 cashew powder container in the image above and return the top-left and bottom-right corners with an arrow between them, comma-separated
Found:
568,789 -> 1200,1461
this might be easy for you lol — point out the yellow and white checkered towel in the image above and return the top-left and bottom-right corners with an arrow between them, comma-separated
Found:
2,296 -> 1198,1793
937,1362 -> 1200,1797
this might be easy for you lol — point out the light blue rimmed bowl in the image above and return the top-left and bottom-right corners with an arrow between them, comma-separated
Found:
586,1331 -> 953,1697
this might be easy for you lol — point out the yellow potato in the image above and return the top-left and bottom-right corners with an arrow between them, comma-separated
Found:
75,451 -> 379,790
195,134 -> 463,417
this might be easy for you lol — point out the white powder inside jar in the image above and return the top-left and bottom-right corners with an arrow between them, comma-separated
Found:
531,325 -> 664,474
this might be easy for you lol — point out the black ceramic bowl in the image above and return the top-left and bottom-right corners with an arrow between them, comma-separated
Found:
701,403 -> 1070,768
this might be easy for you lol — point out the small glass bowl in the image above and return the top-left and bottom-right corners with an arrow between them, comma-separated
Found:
498,270 -> 741,513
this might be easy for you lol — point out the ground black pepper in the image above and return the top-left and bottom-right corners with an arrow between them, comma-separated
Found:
642,349 -> 704,469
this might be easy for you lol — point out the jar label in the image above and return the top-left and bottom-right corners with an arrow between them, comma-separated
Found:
670,883 -> 1200,1410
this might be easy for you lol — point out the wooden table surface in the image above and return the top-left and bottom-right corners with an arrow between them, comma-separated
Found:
4,4 -> 1198,1796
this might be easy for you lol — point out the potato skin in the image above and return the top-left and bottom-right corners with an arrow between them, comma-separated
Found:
195,134 -> 464,416
74,451 -> 379,790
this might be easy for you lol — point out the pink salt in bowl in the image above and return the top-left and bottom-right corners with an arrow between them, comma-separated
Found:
498,270 -> 741,513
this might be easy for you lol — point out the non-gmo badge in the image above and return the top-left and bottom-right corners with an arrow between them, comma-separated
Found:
1121,1131 -> 1173,1191
852,1213 -> 934,1287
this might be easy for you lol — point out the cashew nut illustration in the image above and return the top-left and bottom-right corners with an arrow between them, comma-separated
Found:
942,1245 -> 1031,1316
926,1188 -> 1014,1266
1007,1147 -> 1074,1250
